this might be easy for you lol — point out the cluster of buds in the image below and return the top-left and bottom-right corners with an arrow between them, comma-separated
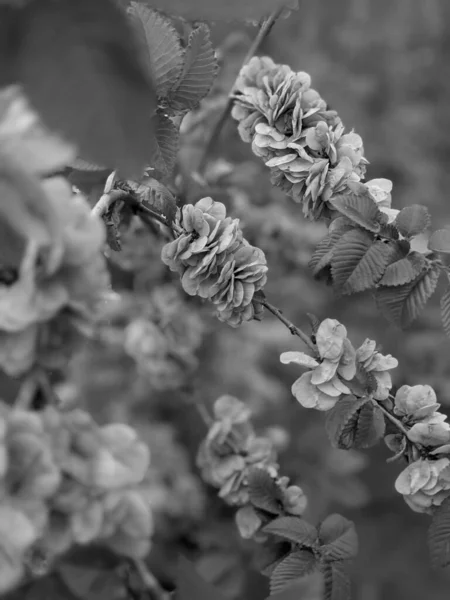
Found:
161,197 -> 268,327
196,396 -> 308,540
0,403 -> 154,594
231,57 -> 368,220
124,285 -> 205,390
281,318 -> 398,411
0,87 -> 110,377
391,385 -> 450,513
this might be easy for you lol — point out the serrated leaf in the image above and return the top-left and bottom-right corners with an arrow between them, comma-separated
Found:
428,496 -> 450,569
395,204 -> 430,238
378,251 -> 425,287
127,177 -> 177,225
128,2 -> 184,98
270,550 -> 317,594
247,468 -> 284,514
328,187 -> 382,233
323,561 -> 352,600
17,0 -> 156,178
375,264 -> 441,328
325,395 -> 373,450
330,229 -> 376,294
254,542 -> 292,577
264,516 -> 318,547
139,0 -> 291,21
429,229 -> 450,254
167,25 -> 218,112
353,403 -> 385,448
150,111 -> 179,177
344,240 -> 395,294
319,515 -> 358,561
441,286 -> 450,339
175,556 -> 229,600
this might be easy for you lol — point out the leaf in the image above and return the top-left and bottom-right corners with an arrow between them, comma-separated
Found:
441,286 -> 450,339
58,563 -> 123,600
353,403 -> 385,449
323,561 -> 352,600
254,542 -> 292,577
247,468 -> 284,514
127,2 -> 184,98
264,516 -> 318,547
150,111 -> 179,177
375,263 -> 441,328
428,496 -> 450,569
69,158 -> 108,172
328,187 -> 382,233
325,395 -> 379,450
378,251 -> 425,287
269,550 -> 317,594
175,556 -> 229,600
127,177 -> 177,225
167,25 -> 218,112
17,0 -> 156,178
330,229 -> 379,294
394,204 -> 430,238
429,229 -> 450,254
138,0 -> 291,21
318,515 -> 358,561
344,240 -> 395,294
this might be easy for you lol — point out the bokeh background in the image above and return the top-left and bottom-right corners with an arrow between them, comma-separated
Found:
4,1 -> 450,599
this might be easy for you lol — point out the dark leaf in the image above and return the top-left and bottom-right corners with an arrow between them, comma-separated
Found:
325,395 -> 374,450
149,111 -> 179,177
330,229 -> 378,294
394,204 -> 430,238
428,496 -> 450,569
17,0 -> 156,177
247,468 -> 284,514
264,516 -> 318,547
128,2 -> 184,98
353,402 -> 385,449
127,177 -> 177,225
319,515 -> 358,561
270,550 -> 317,594
254,542 -> 292,577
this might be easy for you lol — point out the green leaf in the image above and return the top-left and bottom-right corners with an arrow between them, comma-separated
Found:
325,395 -> 377,450
375,263 -> 441,327
394,204 -> 430,238
328,186 -> 382,233
269,550 -> 317,594
150,111 -> 180,177
318,515 -> 358,561
17,0 -> 156,178
353,402 -> 385,448
127,176 -> 177,225
175,556 -> 229,600
264,516 -> 318,547
323,561 -> 352,600
378,251 -> 425,287
137,0 -> 291,21
128,2 -> 184,98
247,468 -> 284,514
429,229 -> 450,254
441,286 -> 450,339
167,25 -> 218,113
331,229 -> 382,294
428,496 -> 450,569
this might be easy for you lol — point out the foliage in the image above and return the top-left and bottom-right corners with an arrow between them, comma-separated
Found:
1,1 -> 450,600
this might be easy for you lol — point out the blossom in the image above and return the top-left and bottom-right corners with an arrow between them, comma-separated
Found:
356,339 -> 398,400
393,385 -> 439,420
395,458 -> 450,514
365,178 -> 399,223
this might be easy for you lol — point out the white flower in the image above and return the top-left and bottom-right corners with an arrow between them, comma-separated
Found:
366,178 -> 399,224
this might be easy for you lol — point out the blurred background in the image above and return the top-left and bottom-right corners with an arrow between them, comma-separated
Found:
5,1 -> 450,599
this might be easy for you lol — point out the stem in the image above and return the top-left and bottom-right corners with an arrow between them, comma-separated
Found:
256,298 -> 317,353
91,190 -> 128,218
198,8 -> 283,175
372,399 -> 411,439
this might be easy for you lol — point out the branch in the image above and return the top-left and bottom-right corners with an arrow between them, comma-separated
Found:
372,399 -> 411,439
91,190 -> 128,218
255,297 -> 317,353
198,8 -> 283,175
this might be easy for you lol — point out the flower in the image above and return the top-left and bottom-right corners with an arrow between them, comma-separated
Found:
395,458 -> 450,514
365,178 -> 399,223
393,385 -> 439,420
356,339 -> 398,400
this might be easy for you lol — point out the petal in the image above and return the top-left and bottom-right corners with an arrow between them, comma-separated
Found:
280,351 -> 319,369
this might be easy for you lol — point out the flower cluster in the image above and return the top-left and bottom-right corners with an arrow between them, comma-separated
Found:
161,197 -> 268,326
391,385 -> 450,513
281,318 -> 398,411
231,57 -> 368,220
0,87 -> 110,377
124,285 -> 205,390
0,403 -> 154,594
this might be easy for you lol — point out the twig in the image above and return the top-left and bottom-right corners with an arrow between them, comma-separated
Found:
372,399 -> 411,439
255,297 -> 317,353
198,8 -> 283,175
91,190 -> 129,218
133,559 -> 170,600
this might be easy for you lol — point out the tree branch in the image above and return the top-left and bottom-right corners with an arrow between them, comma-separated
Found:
198,8 -> 283,175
